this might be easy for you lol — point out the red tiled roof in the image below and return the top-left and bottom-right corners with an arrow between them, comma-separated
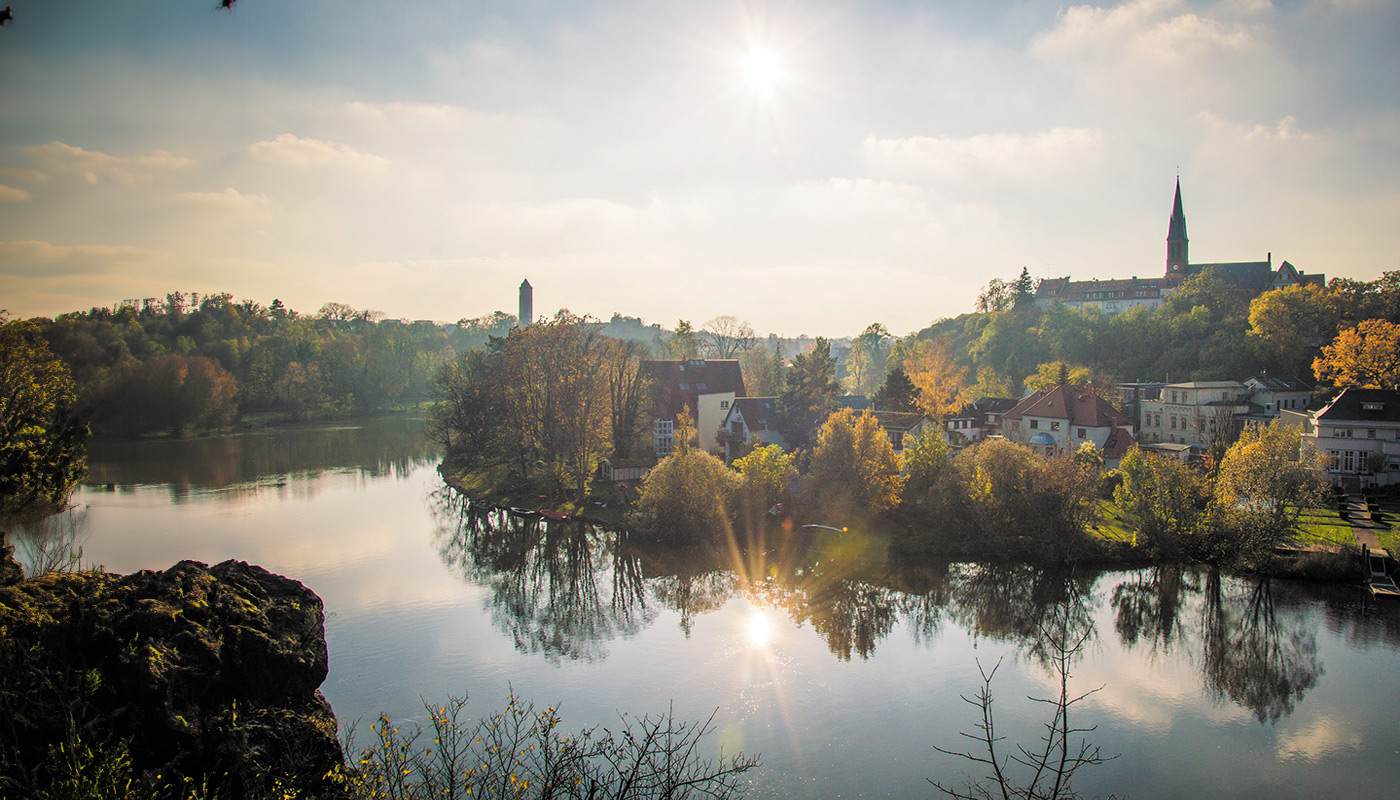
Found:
1101,427 -> 1136,459
1004,384 -> 1126,428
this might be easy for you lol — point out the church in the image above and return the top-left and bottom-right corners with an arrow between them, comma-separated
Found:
1033,180 -> 1324,314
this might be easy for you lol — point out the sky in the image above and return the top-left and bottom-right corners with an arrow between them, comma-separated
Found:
2,0 -> 1398,338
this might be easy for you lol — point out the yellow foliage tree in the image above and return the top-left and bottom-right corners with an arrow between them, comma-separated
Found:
903,336 -> 969,419
808,409 -> 905,516
1313,319 -> 1400,388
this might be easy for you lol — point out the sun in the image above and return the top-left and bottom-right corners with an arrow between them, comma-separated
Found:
746,610 -> 773,648
740,48 -> 783,93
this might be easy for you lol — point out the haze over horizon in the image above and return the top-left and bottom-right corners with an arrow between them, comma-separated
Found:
3,0 -> 1398,338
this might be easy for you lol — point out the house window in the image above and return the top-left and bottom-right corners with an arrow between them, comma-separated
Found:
1171,417 -> 1177,430
890,430 -> 904,450
655,419 -> 674,456
1171,391 -> 1179,403
1369,429 -> 1376,439
1077,428 -> 1086,439
1051,422 -> 1060,431
1337,428 -> 1353,438
679,383 -> 690,390
697,382 -> 707,390
1343,450 -> 1357,473
720,400 -> 729,409
1012,420 -> 1020,431
1030,420 -> 1039,430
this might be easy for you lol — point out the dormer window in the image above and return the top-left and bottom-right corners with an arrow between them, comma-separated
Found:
679,382 -> 690,390
697,382 -> 707,391
1362,401 -> 1385,411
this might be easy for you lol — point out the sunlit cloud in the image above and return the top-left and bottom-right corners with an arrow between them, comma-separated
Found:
0,184 -> 30,202
177,187 -> 279,213
861,128 -> 1107,176
344,100 -> 508,130
249,133 -> 390,171
1033,0 -> 1261,64
21,141 -> 194,184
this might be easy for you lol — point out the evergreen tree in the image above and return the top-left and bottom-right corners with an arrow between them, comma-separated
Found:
1012,267 -> 1035,308
777,338 -> 838,448
873,366 -> 920,412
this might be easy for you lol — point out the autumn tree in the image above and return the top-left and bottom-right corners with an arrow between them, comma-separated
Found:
901,427 -> 951,506
1248,284 -> 1345,376
807,409 -> 905,518
1023,361 -> 1118,404
1313,319 -> 1400,388
1211,421 -> 1330,560
904,336 -> 969,419
633,435 -> 739,538
608,338 -> 651,460
733,444 -> 797,525
1113,447 -> 1210,557
0,319 -> 90,518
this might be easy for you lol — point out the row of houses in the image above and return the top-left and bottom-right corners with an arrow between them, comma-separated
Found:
638,357 -> 1400,488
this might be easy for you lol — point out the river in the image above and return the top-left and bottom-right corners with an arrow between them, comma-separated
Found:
10,416 -> 1400,799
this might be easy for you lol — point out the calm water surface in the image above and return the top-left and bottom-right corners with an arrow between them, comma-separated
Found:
12,417 -> 1400,799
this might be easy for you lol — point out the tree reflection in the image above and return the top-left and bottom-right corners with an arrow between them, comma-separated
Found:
1111,566 -> 1193,655
432,492 -> 656,662
944,563 -> 1099,668
1200,571 -> 1322,724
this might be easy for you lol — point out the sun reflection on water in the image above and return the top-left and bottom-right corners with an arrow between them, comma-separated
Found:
746,609 -> 773,648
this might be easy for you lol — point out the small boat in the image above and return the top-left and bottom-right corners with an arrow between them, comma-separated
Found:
471,499 -> 499,513
801,524 -> 848,533
507,507 -> 541,520
1367,549 -> 1400,599
540,509 -> 569,521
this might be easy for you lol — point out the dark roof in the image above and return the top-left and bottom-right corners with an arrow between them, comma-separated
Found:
1004,384 -> 1127,428
1035,276 -> 1167,303
1248,374 -> 1312,392
1102,427 -> 1136,459
726,396 -> 778,431
1315,388 -> 1400,424
836,395 -> 872,411
1191,260 -> 1273,291
1168,178 -> 1188,241
643,359 -> 746,421
976,397 -> 1020,415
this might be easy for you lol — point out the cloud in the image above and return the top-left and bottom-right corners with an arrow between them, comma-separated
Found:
1276,716 -> 1362,762
249,134 -> 390,170
21,141 -> 194,184
0,239 -> 169,267
0,185 -> 31,202
861,128 -> 1106,176
1033,0 -> 1261,64
177,187 -> 278,213
1197,112 -> 1318,143
344,100 -> 506,129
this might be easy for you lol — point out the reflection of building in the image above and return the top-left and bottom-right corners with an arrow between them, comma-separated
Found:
1307,388 -> 1400,486
1002,384 -> 1133,461
1034,180 -> 1325,314
518,278 -> 533,326
642,359 -> 746,456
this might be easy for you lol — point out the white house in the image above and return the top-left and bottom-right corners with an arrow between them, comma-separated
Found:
1307,388 -> 1400,487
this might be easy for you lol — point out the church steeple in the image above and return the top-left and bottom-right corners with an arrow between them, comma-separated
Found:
518,278 -> 533,327
1166,178 -> 1189,277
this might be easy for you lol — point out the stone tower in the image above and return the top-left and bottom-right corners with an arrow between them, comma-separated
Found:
1166,178 -> 1189,278
518,278 -> 533,326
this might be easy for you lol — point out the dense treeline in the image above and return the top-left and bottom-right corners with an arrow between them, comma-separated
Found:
27,292 -> 520,435
884,267 -> 1400,402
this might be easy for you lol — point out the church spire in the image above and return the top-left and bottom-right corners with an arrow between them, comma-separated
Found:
1166,178 -> 1189,277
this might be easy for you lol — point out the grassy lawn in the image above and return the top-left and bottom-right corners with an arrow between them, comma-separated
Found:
1090,499 -> 1137,545
1293,506 -> 1357,548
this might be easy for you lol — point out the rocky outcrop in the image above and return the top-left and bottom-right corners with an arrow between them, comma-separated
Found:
0,532 -> 22,586
0,556 -> 345,798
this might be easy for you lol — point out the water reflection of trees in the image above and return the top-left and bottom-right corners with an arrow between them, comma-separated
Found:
84,415 -> 438,499
428,490 -> 1388,726
433,493 -> 657,663
1109,566 -> 1327,724
1200,573 -> 1322,724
